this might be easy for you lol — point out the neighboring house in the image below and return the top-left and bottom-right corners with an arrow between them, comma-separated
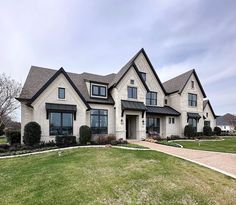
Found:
216,114 -> 236,133
17,48 -> 216,142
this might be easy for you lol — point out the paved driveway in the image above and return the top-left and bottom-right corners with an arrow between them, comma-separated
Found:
130,141 -> 236,179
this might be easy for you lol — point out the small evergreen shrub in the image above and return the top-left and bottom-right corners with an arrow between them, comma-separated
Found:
23,122 -> 41,146
6,130 -> 21,145
203,126 -> 212,136
55,135 -> 76,147
214,127 -> 221,136
0,123 -> 5,136
184,125 -> 195,138
79,125 -> 92,145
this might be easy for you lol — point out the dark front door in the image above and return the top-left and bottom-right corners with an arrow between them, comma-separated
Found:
126,115 -> 137,139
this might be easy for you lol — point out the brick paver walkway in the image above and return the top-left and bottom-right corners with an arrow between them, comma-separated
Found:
130,141 -> 236,179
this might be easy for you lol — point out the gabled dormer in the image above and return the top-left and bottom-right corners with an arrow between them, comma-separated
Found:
90,82 -> 108,99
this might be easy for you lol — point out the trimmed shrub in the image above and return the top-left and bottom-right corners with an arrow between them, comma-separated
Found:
184,125 -> 195,138
203,126 -> 212,136
214,127 -> 221,136
55,135 -> 76,147
193,132 -> 204,137
0,123 -> 5,136
79,125 -> 92,145
6,130 -> 21,145
23,122 -> 41,146
107,135 -> 116,143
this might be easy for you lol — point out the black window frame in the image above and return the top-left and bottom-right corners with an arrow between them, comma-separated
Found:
146,117 -> 160,133
140,72 -> 146,81
91,84 -> 107,97
188,93 -> 197,107
128,86 -> 137,99
90,109 -> 108,134
172,117 -> 175,124
204,121 -> 210,127
206,112 -> 208,117
58,87 -> 65,99
49,112 -> 73,136
169,117 -> 171,124
165,99 -> 168,105
146,91 -> 157,106
188,117 -> 197,132
130,79 -> 134,85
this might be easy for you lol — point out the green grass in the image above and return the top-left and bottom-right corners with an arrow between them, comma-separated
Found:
116,143 -> 149,149
0,148 -> 235,205
0,135 -> 7,144
177,137 -> 236,153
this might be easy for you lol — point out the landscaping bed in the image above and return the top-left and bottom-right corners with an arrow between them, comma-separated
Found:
0,148 -> 235,205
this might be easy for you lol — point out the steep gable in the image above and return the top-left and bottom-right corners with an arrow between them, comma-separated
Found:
163,69 -> 207,98
203,99 -> 216,119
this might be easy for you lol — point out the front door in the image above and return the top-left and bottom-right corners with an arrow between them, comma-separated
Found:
126,115 -> 137,139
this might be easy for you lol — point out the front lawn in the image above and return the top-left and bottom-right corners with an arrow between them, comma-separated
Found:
177,137 -> 236,153
0,148 -> 235,205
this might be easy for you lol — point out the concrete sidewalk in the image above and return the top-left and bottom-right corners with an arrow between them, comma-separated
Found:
130,141 -> 236,179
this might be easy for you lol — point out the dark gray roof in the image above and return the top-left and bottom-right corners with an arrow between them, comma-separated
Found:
187,112 -> 201,119
163,69 -> 194,94
121,100 -> 146,111
216,113 -> 236,126
19,66 -> 116,105
163,69 -> 207,98
46,103 -> 77,112
146,106 -> 180,116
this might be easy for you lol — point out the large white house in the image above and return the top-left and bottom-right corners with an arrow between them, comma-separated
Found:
17,49 -> 216,142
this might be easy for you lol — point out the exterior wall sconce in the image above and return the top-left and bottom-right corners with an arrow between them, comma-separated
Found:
121,119 -> 124,125
142,120 -> 145,125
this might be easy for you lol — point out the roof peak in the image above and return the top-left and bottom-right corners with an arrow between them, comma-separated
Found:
163,69 -> 195,84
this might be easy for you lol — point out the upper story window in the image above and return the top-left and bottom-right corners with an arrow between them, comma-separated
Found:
165,99 -> 168,105
128,86 -> 137,99
140,72 -> 146,81
191,81 -> 194,89
91,84 -> 107,98
188,93 -> 197,107
146,92 -> 157,106
58,88 -> 65,99
206,112 -> 208,117
130,79 -> 134,85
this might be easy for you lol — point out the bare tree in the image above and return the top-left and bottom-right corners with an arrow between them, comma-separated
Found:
0,73 -> 21,127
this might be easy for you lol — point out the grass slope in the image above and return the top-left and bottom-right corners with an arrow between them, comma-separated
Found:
0,148 -> 235,205
177,137 -> 236,153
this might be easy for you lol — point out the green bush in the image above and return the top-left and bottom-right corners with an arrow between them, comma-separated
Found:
23,122 -> 41,146
55,136 -> 76,147
184,125 -> 195,138
6,130 -> 21,145
0,123 -> 5,136
193,132 -> 204,137
214,127 -> 221,136
203,126 -> 212,136
79,125 -> 91,145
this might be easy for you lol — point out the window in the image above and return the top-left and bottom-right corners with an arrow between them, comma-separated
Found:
191,81 -> 194,88
188,93 -> 197,107
146,92 -> 157,105
204,121 -> 210,127
140,72 -> 146,81
172,118 -> 175,124
128,87 -> 137,99
169,117 -> 171,124
58,88 -> 65,99
49,112 -> 73,135
188,118 -> 197,132
91,109 -> 108,134
91,84 -> 107,97
206,112 -> 208,117
165,99 -> 168,105
146,117 -> 160,133
130,79 -> 134,85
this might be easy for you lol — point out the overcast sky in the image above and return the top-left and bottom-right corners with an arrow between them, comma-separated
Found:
0,0 -> 236,121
